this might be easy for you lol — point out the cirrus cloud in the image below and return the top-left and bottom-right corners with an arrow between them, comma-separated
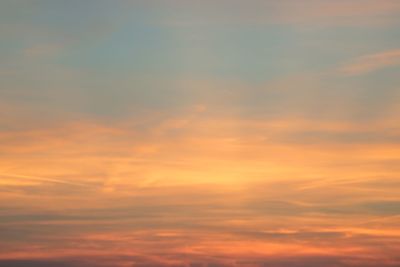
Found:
340,49 -> 400,75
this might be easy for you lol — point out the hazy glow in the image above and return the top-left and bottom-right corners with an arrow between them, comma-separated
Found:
1,1 -> 399,266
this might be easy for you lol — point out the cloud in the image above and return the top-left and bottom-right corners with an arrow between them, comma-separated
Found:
273,0 -> 400,26
155,0 -> 400,28
1,177 -> 399,266
1,246 -> 400,267
1,1 -> 399,266
0,260 -> 73,267
339,49 -> 400,75
0,173 -> 91,188
0,113 -> 399,195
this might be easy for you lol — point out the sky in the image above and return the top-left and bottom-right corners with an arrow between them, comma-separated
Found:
0,0 -> 400,266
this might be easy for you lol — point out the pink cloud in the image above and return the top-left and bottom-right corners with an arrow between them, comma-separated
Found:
155,0 -> 400,27
340,49 -> 400,75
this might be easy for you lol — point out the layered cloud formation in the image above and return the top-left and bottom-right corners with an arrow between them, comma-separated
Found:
1,1 -> 399,266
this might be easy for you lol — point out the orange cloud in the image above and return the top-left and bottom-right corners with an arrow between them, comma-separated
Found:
1,113 -> 399,266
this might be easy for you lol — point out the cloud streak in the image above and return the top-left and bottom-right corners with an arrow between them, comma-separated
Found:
0,173 -> 92,188
340,49 -> 400,75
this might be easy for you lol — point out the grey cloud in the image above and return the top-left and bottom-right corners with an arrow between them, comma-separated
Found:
0,260 -> 74,267
1,253 -> 400,267
362,201 -> 400,215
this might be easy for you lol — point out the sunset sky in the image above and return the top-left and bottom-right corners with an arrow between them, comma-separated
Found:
1,1 -> 400,266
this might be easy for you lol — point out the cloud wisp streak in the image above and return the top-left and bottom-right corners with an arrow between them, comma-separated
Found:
0,173 -> 92,188
339,49 -> 400,75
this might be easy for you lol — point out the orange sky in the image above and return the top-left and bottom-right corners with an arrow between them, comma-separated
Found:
1,1 -> 400,266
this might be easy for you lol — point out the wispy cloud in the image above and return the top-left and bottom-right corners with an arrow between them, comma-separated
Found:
340,49 -> 400,75
157,0 -> 400,27
0,173 -> 91,187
